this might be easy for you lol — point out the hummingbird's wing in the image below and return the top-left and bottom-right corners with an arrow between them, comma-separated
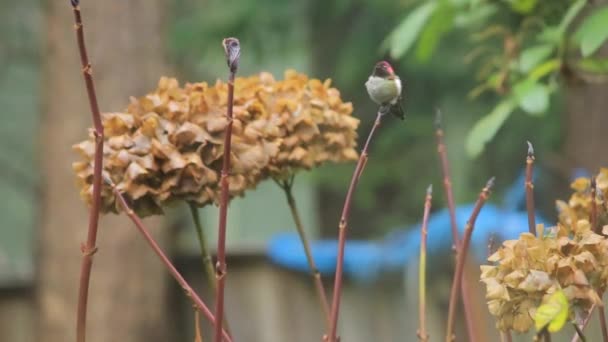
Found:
389,97 -> 405,120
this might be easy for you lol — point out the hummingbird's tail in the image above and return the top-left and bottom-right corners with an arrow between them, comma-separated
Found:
389,100 -> 405,120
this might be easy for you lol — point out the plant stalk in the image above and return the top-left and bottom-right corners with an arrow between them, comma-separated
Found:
214,37 -> 240,342
195,309 -> 204,342
326,111 -> 385,342
188,203 -> 232,336
571,305 -> 596,342
598,300 -> 608,342
434,109 -> 478,342
278,177 -> 331,329
525,141 -> 536,235
445,177 -> 495,342
591,177 -> 599,234
71,2 -> 105,341
417,185 -> 433,342
107,181 -> 231,342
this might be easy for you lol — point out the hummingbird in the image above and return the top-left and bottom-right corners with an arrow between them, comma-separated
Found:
365,61 -> 405,120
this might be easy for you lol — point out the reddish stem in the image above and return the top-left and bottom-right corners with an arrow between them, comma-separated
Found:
326,111 -> 384,342
525,141 -> 536,236
599,297 -> 608,342
280,179 -> 331,329
434,111 -> 459,242
109,182 -> 231,342
214,37 -> 240,342
445,177 -> 495,342
434,110 -> 477,341
571,305 -> 595,342
417,185 -> 433,342
71,2 -> 105,341
591,177 -> 599,234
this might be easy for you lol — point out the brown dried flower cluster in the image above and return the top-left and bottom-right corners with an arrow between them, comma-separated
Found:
481,218 -> 608,333
73,71 -> 359,216
557,168 -> 608,227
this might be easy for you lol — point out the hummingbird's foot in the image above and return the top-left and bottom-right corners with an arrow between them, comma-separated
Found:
379,105 -> 390,116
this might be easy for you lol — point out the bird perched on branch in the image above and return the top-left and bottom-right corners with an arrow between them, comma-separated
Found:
365,61 -> 405,119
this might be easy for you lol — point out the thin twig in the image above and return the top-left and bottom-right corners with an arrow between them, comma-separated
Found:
572,322 -> 587,342
277,177 -> 331,329
526,141 -> 536,236
445,177 -> 495,342
188,203 -> 232,336
572,305 -> 596,342
214,37 -> 240,342
106,180 -> 232,342
598,300 -> 608,342
589,177 -> 608,341
195,309 -> 204,342
434,110 -> 459,242
71,2 -> 105,341
591,177 -> 599,234
500,331 -> 513,342
326,111 -> 385,342
417,185 -> 433,342
435,109 -> 477,341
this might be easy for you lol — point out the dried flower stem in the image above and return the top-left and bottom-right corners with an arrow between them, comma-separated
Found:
213,37 -> 240,342
277,177 -> 331,329
434,110 -> 477,341
591,177 -> 599,233
589,176 -> 608,341
195,309 -> 204,342
326,111 -> 385,342
417,185 -> 433,342
571,305 -> 595,342
445,177 -> 495,342
598,301 -> 608,342
188,203 -> 232,336
526,141 -> 536,236
572,323 -> 587,342
434,111 -> 459,242
71,2 -> 105,341
108,182 -> 231,342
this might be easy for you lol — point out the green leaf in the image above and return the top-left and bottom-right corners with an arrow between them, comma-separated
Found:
513,80 -> 549,115
577,57 -> 608,73
466,99 -> 516,158
534,290 -> 569,333
454,4 -> 497,28
574,7 -> 608,57
558,0 -> 587,36
529,59 -> 561,81
415,2 -> 454,61
386,2 -> 437,59
507,0 -> 538,14
519,45 -> 554,73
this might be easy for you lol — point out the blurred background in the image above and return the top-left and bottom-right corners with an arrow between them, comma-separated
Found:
1,0 -> 607,341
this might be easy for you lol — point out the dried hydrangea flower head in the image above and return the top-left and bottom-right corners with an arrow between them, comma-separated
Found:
481,218 -> 608,332
250,70 -> 360,180
73,71 -> 359,216
557,168 -> 608,227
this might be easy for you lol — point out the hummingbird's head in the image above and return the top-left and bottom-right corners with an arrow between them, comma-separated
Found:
372,61 -> 395,78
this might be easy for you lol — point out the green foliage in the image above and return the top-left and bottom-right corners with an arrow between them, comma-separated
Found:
386,2 -> 437,59
533,289 -> 569,333
466,99 -> 515,157
386,0 -> 608,158
574,7 -> 608,57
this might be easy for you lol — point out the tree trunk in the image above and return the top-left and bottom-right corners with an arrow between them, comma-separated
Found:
564,81 -> 608,172
563,0 -> 608,173
38,2 -> 170,341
